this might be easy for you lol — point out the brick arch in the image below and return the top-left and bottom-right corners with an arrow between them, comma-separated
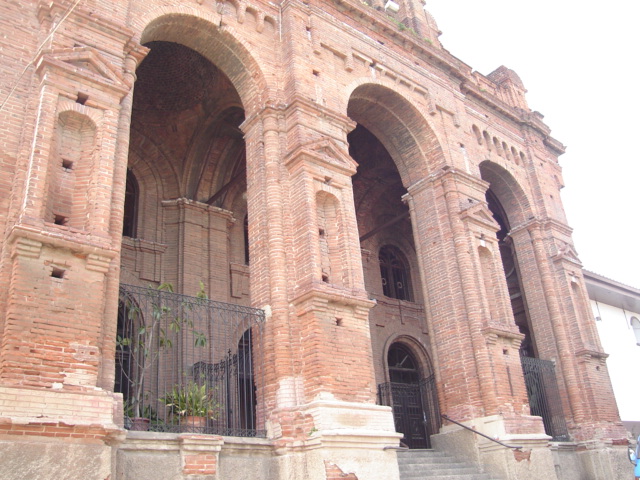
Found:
133,9 -> 268,114
479,160 -> 532,229
316,190 -> 346,287
56,99 -> 103,127
346,83 -> 445,189
383,334 -> 434,382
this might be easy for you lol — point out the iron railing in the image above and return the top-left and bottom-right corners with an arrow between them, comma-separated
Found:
378,375 -> 441,449
116,283 -> 266,437
441,414 -> 522,450
520,355 -> 570,441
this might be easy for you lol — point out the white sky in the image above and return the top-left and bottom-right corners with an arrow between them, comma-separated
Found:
427,1 -> 639,288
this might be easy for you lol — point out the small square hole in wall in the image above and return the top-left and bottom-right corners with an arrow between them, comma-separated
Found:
503,348 -> 509,355
319,228 -> 325,236
321,274 -> 329,283
76,92 -> 88,105
53,214 -> 68,226
62,159 -> 73,170
335,318 -> 343,327
51,267 -> 65,279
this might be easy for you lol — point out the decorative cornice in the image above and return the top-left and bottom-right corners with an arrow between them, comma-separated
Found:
460,201 -> 500,232
552,241 -> 582,267
575,349 -> 609,362
483,327 -> 524,348
8,224 -> 116,261
291,283 -> 375,315
284,137 -> 358,178
36,47 -> 130,102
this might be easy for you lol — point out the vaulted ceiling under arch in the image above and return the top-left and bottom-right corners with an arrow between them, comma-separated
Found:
130,41 -> 246,206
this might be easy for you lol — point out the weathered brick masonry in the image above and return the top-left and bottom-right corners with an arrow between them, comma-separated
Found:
0,0 -> 630,479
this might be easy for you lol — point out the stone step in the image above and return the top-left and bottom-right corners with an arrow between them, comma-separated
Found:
396,449 -> 499,480
400,473 -> 492,480
400,464 -> 480,475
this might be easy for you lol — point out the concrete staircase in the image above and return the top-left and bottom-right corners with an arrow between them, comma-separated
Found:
397,449 -> 500,480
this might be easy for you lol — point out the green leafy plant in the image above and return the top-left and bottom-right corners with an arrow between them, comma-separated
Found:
161,381 -> 220,419
117,282 -> 209,418
124,399 -> 157,421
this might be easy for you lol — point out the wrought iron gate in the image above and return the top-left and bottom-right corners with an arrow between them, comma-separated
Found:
378,375 -> 440,449
521,356 -> 569,441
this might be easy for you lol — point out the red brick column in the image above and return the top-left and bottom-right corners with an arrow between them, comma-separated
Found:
406,169 -> 530,424
99,42 -> 148,391
242,108 -> 297,425
510,221 -> 627,442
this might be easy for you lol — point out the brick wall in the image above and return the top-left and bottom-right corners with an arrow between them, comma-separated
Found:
0,1 -> 628,479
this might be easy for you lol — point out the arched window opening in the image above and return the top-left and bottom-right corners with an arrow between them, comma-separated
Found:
122,169 -> 139,238
631,317 -> 640,346
483,131 -> 492,150
388,343 -> 420,384
316,192 -> 344,286
379,245 -> 413,301
472,124 -> 483,145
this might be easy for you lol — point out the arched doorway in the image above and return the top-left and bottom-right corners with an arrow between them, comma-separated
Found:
379,342 -> 440,449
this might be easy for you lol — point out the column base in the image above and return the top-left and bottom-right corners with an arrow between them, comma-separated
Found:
269,397 -> 402,480
551,440 -> 632,480
431,414 -> 557,480
0,385 -> 125,480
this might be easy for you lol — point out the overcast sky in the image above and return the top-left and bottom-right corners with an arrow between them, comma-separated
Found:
427,0 -> 639,288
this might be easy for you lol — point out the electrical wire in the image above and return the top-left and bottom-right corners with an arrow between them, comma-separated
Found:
0,0 -> 82,113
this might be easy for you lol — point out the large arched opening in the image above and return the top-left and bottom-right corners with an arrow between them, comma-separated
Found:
479,161 -> 534,355
480,161 -> 569,440
116,17 -> 265,436
347,84 -> 443,446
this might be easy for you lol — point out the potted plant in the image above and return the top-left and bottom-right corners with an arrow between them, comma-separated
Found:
123,399 -> 157,431
161,380 -> 219,432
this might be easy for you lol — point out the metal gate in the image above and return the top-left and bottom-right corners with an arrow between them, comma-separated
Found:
521,356 -> 569,441
378,375 -> 440,449
116,283 -> 265,437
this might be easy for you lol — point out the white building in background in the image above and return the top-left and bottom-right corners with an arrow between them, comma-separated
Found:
585,270 -> 640,437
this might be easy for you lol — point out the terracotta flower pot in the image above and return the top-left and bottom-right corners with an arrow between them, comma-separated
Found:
181,415 -> 207,433
129,417 -> 151,431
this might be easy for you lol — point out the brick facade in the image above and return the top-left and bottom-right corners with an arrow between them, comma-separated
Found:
0,1 -> 629,479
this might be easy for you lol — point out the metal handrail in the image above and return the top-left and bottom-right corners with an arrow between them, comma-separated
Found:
441,415 -> 522,451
